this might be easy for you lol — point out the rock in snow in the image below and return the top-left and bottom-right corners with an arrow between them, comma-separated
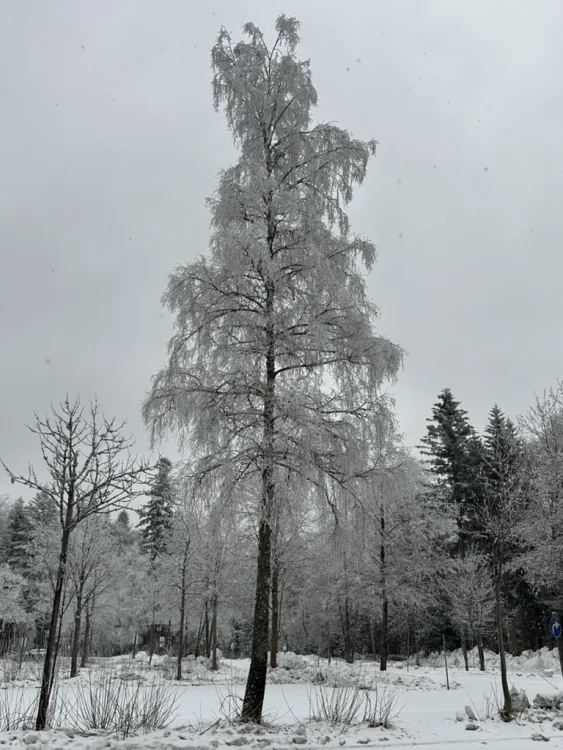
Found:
511,688 -> 530,712
464,704 -> 477,721
534,692 -> 563,709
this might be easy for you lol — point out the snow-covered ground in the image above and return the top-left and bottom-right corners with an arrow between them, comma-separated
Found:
2,647 -> 563,750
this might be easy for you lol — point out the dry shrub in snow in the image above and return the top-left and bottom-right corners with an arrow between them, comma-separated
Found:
0,656 -> 42,685
0,685 -> 36,731
71,664 -> 182,737
0,680 -> 65,731
308,684 -> 367,726
363,683 -> 401,728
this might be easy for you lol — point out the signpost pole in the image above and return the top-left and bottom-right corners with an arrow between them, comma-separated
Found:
550,613 -> 563,677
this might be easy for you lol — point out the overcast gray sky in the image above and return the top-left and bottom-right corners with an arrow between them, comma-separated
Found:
1,1 -> 562,497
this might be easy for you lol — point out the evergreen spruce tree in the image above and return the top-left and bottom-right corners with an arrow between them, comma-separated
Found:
138,457 -> 175,561
28,489 -> 59,527
6,497 -> 33,571
483,406 -> 524,505
479,404 -> 529,719
116,510 -> 131,531
112,510 -> 135,552
420,388 -> 483,670
419,388 -> 478,551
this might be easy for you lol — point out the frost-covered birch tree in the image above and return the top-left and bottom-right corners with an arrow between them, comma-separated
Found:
143,16 -> 401,722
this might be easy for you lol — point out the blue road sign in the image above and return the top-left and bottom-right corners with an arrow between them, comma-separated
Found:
550,615 -> 562,639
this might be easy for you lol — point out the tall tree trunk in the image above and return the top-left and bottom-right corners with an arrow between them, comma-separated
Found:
36,526 -> 71,730
494,545 -> 512,719
48,595 -> 66,714
80,601 -> 92,668
380,597 -> 389,671
149,605 -> 156,665
301,607 -> 308,640
241,278 -> 275,724
70,576 -> 85,678
339,597 -> 354,664
460,628 -> 469,671
204,600 -> 210,658
176,550 -> 188,681
380,506 -> 389,672
269,561 -> 279,669
194,610 -> 204,659
241,517 -> 272,722
477,633 -> 485,672
458,534 -> 469,671
211,594 -> 218,671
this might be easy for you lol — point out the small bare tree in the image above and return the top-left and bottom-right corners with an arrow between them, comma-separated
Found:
445,550 -> 495,671
67,516 -> 116,677
1,397 -> 150,730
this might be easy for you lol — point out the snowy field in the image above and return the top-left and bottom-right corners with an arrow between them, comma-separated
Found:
2,648 -> 563,749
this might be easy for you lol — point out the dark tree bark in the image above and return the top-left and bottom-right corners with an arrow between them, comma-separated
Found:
46,593 -> 67,719
211,594 -> 218,671
241,517 -> 272,721
80,599 -> 93,668
477,633 -> 486,672
241,278 -> 275,723
269,562 -> 279,669
340,598 -> 354,664
176,550 -> 188,680
380,598 -> 389,671
149,606 -> 156,665
194,610 -> 204,659
371,618 -> 377,663
460,628 -> 469,671
204,600 -> 210,658
458,536 -> 469,671
494,544 -> 512,719
36,525 -> 71,730
380,506 -> 389,672
70,574 -> 85,678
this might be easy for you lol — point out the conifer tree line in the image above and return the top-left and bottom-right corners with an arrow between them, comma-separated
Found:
1,15 -> 562,727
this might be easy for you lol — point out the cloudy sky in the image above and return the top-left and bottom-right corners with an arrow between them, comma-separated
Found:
1,1 -> 562,497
